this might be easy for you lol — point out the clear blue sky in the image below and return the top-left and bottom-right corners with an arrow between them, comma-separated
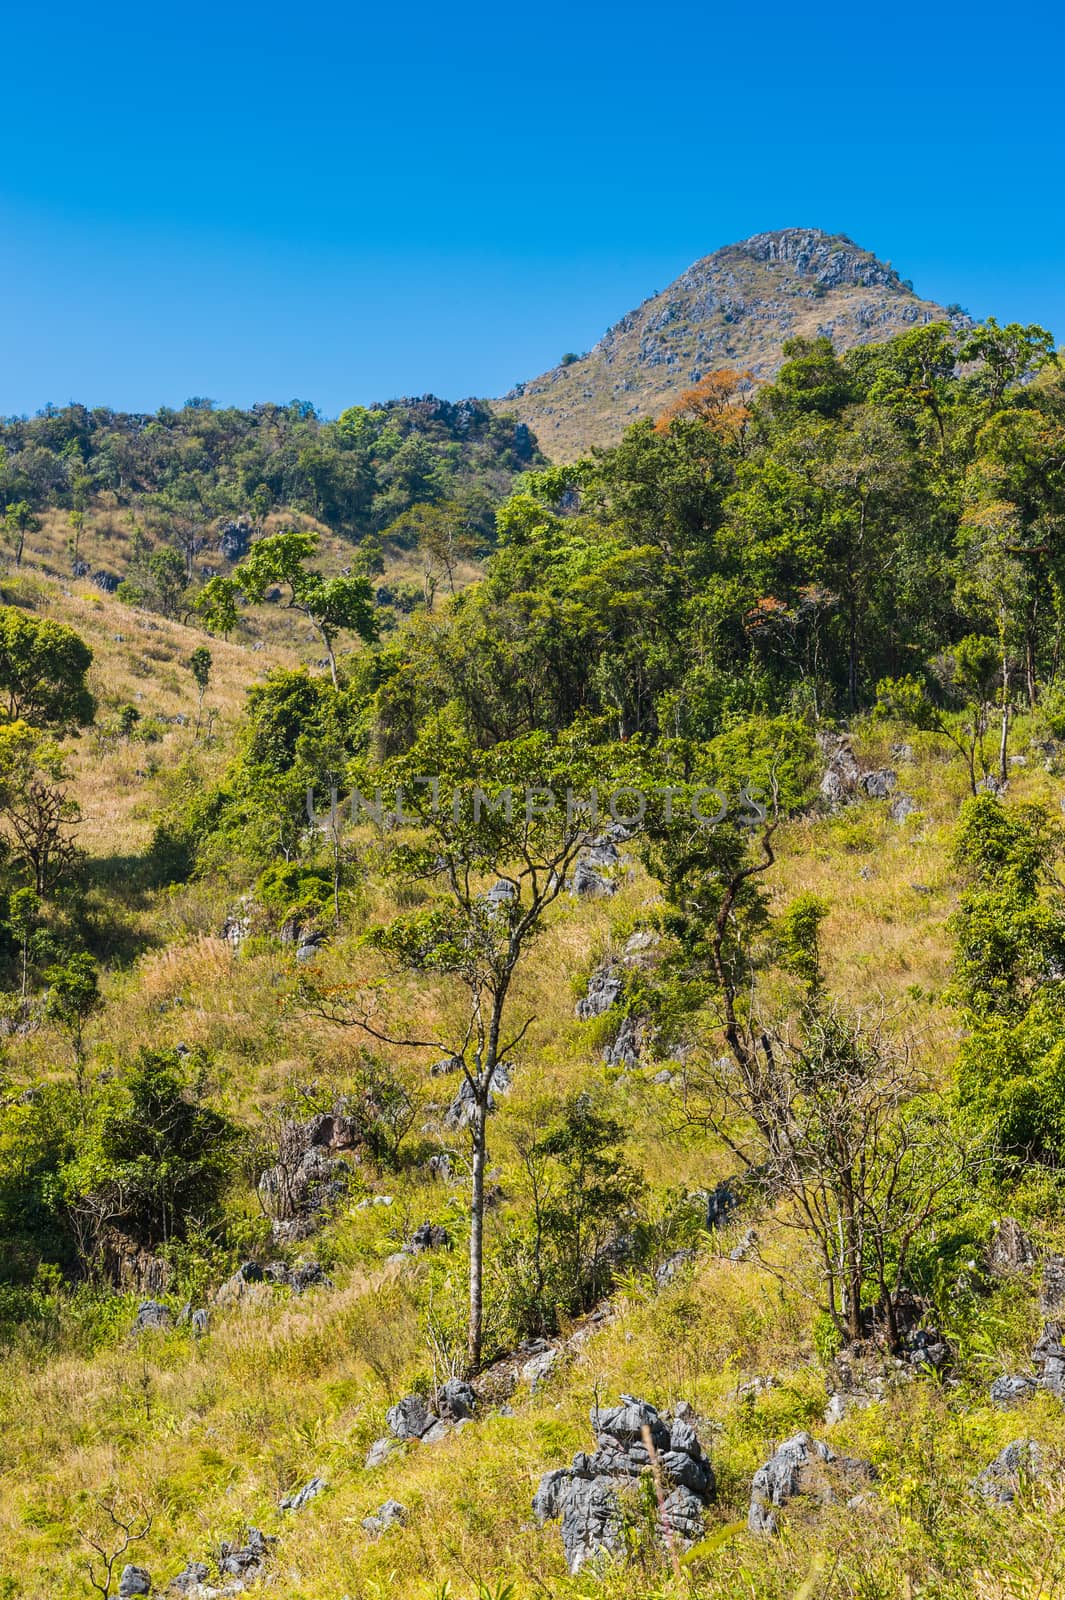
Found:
3,0 -> 1063,418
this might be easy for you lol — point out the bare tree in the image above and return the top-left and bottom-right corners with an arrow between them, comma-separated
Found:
80,1496 -> 151,1599
696,1003 -> 982,1347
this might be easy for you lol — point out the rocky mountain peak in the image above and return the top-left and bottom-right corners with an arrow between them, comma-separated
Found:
495,228 -> 955,459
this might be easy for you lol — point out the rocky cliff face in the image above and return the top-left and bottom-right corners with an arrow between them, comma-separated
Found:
496,228 -> 964,460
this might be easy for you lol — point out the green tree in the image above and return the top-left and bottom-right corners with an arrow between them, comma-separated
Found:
2,500 -> 40,568
7,886 -> 40,1002
949,796 -> 1065,1162
196,529 -> 377,686
508,1091 -> 642,1336
0,606 -> 95,727
189,645 -> 212,735
300,718 -> 624,1370
45,951 -> 100,1069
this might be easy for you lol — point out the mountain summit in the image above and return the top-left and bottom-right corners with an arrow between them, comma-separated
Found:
496,227 -> 962,458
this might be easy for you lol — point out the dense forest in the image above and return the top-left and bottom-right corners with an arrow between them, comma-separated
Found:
4,317 -> 1065,1597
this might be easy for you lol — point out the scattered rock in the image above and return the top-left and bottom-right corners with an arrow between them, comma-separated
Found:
522,1347 -> 562,1390
443,1064 -> 510,1129
902,1326 -> 953,1373
118,1567 -> 152,1597
1040,1253 -> 1065,1313
748,1431 -> 875,1534
166,1561 -> 210,1594
1033,1322 -> 1065,1395
990,1374 -> 1037,1409
534,1394 -> 714,1574
362,1499 -> 408,1535
439,1377 -> 477,1420
571,836 -> 622,897
621,929 -> 660,968
988,1217 -> 1039,1278
890,743 -> 914,762
387,1393 -> 438,1440
218,1526 -> 274,1580
706,1180 -> 741,1229
973,1439 -> 1043,1505
280,1475 -> 326,1511
655,1249 -> 696,1286
860,768 -> 898,799
888,793 -> 918,823
364,1436 -> 399,1469
406,1221 -> 451,1254
220,902 -> 253,950
285,1258 -> 332,1294
729,1228 -> 758,1262
132,1300 -> 172,1334
430,1055 -> 463,1076
824,1393 -> 848,1426
484,878 -> 518,909
602,1014 -> 643,1069
576,962 -> 623,1021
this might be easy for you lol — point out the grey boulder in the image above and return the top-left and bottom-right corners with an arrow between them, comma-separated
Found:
387,1393 -> 438,1440
535,1394 -> 713,1574
973,1439 -> 1043,1505
280,1475 -> 326,1510
132,1300 -> 172,1334
990,1374 -> 1037,1408
748,1431 -> 875,1534
362,1498 -> 408,1535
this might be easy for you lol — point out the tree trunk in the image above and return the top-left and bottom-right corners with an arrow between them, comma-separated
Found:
999,653 -> 1011,785
467,1096 -> 487,1373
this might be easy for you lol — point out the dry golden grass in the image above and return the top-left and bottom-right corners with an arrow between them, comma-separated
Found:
4,560 -> 1065,1594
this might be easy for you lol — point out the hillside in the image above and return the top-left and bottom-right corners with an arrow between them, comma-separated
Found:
4,317 -> 1065,1598
496,227 -> 967,458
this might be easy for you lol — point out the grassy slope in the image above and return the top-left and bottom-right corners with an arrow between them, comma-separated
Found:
2,569 -> 1065,1598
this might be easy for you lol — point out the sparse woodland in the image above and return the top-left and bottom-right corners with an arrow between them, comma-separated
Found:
4,322 -> 1065,1596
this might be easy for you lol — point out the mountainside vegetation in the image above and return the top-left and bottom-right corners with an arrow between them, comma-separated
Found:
4,311 -> 1065,1597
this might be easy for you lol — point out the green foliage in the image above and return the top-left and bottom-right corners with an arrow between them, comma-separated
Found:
196,528 -> 376,683
951,795 -> 1065,1161
44,951 -> 100,1063
500,1091 -> 643,1338
188,646 -> 212,696
0,720 -> 81,893
776,892 -> 829,993
63,1049 -> 238,1250
0,605 -> 95,726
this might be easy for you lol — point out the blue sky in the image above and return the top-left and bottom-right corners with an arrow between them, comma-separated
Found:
2,0 -> 1062,418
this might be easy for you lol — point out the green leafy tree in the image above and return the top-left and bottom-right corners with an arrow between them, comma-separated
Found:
45,951 -> 100,1069
0,606 -> 95,727
189,645 -> 212,737
300,718 -> 624,1370
197,529 -> 376,686
2,500 -> 40,568
507,1091 -> 642,1336
877,634 -> 1001,795
950,795 -> 1065,1161
7,886 -> 40,1002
